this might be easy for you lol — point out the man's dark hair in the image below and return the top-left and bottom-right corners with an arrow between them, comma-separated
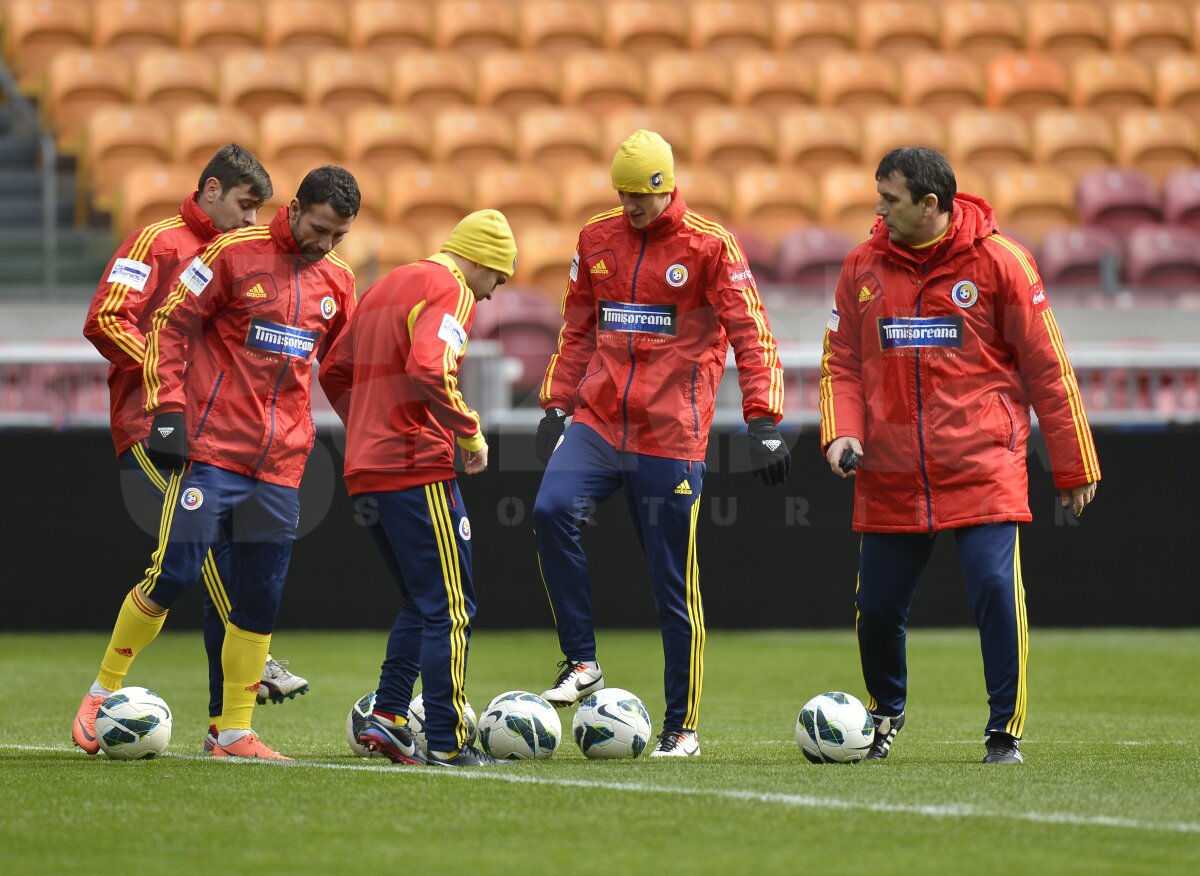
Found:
296,165 -> 361,218
197,144 -> 272,203
876,147 -> 956,214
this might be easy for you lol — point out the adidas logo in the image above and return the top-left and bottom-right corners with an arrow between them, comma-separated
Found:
762,439 -> 782,451
674,480 -> 692,495
590,260 -> 609,275
157,426 -> 174,437
858,286 -> 874,302
245,283 -> 266,299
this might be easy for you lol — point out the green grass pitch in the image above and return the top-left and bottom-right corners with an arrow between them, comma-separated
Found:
2,629 -> 1197,874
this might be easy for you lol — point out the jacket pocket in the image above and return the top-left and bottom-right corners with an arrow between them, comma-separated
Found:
575,365 -> 604,411
986,391 -> 1017,452
193,370 -> 225,439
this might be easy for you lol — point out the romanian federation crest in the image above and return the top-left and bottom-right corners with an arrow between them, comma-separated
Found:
665,264 -> 688,287
951,280 -> 979,309
181,488 -> 204,511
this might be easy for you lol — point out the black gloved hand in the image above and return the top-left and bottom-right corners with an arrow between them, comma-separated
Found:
534,407 -> 567,465
747,416 -> 790,486
146,411 -> 187,471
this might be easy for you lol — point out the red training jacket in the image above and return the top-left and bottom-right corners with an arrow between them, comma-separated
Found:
83,196 -> 219,456
539,189 -> 783,460
319,254 -> 485,495
819,194 -> 1101,533
143,206 -> 356,488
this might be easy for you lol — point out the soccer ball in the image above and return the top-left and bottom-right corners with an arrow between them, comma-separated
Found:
795,691 -> 875,763
478,691 -> 561,760
573,688 -> 652,759
406,693 -> 477,754
95,686 -> 172,760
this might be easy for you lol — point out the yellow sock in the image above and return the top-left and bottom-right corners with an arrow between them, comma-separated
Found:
97,588 -> 167,690
216,623 -> 271,732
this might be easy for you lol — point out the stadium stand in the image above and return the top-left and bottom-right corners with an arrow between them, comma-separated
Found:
4,0 -> 90,91
131,50 -> 218,120
304,49 -> 391,115
216,49 -> 303,117
1070,53 -> 1154,125
1024,1 -> 1108,64
263,0 -> 348,49
430,106 -> 517,171
256,105 -> 344,178
815,52 -> 898,118
559,163 -> 620,225
518,0 -> 603,54
43,49 -> 129,153
602,0 -> 688,53
433,0 -> 518,51
729,53 -> 814,109
900,52 -> 985,115
392,50 -> 476,108
471,163 -> 560,227
177,0 -> 263,56
775,106 -> 861,174
645,51 -> 730,116
1076,167 -> 1162,237
771,0 -> 854,54
939,1 -> 1024,61
946,108 -> 1031,175
469,288 -> 564,396
474,51 -> 560,111
559,51 -> 643,111
1124,224 -> 1200,290
342,106 -> 431,171
171,104 -> 258,165
1108,0 -> 1192,65
688,107 -> 776,174
775,225 -> 856,289
855,1 -> 940,62
1036,225 -> 1122,295
986,52 -> 1068,121
1162,166 -> 1200,232
729,164 -> 818,244
383,164 -> 473,227
987,163 -> 1077,245
688,0 -> 773,54
348,0 -> 434,52
1155,54 -> 1200,125
1115,109 -> 1199,185
83,105 -> 172,208
91,0 -> 177,51
1030,108 -> 1114,182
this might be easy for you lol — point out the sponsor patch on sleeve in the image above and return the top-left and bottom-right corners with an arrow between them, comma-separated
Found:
107,257 -> 151,291
1030,281 -> 1049,313
569,250 -> 579,283
728,262 -> 755,286
826,308 -> 840,332
438,312 -> 468,355
180,257 -> 213,296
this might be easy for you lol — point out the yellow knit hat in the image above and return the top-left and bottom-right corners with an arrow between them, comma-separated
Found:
440,209 -> 518,276
610,129 -> 675,194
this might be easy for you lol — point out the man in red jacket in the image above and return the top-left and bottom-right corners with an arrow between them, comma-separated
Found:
320,209 -> 517,768
820,147 -> 1100,764
532,130 -> 790,757
72,166 -> 360,760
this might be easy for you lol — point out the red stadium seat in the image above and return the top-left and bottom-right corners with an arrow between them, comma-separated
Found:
1075,168 -> 1161,237
1109,0 -> 1192,66
732,227 -> 779,284
900,53 -> 985,115
776,225 -> 856,289
772,1 -> 854,54
470,289 -> 564,394
1161,167 -> 1200,233
1125,224 -> 1200,289
940,1 -> 1023,61
688,0 -> 772,55
855,1 -> 939,62
1037,226 -> 1122,291
518,0 -> 602,55
131,50 -> 218,121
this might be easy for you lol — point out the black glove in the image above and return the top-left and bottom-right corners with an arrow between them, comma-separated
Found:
747,416 -> 790,486
534,407 -> 567,465
839,446 -> 859,473
146,411 -> 187,471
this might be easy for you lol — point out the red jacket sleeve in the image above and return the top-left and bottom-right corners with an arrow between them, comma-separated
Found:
317,317 -> 354,425
818,259 -> 867,450
83,230 -> 171,367
539,237 -> 597,413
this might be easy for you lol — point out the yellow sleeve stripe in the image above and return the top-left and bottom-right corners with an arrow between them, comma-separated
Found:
97,215 -> 186,364
1041,309 -> 1100,482
406,299 -> 426,341
425,483 -> 471,747
818,329 -> 836,446
325,251 -> 354,275
442,342 -> 480,425
682,212 -> 744,263
540,278 -> 573,404
985,234 -> 1039,285
584,207 -> 624,226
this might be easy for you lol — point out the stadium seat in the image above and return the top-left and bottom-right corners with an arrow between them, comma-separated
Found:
1108,0 -> 1191,66
510,222 -> 577,293
131,50 -> 218,120
42,49 -> 130,153
471,163 -> 560,227
259,166 -> 304,220
470,288 -> 564,394
1070,54 -> 1153,125
1115,109 -> 1199,186
3,0 -> 90,89
816,53 -> 899,118
217,50 -> 304,118
172,104 -> 258,164
336,224 -> 426,285
348,1 -> 434,52
343,106 -> 430,172
116,164 -> 199,234
946,108 -> 1031,175
987,164 -> 1076,245
729,53 -> 814,110
954,165 -> 993,203
1023,1 -> 1108,64
900,53 -> 985,114
336,162 -> 385,224
860,108 -> 946,162
559,163 -> 620,224
304,50 -> 390,116
1075,167 -> 1161,237
1155,55 -> 1200,126
729,165 -> 817,244
940,1 -> 1023,61
674,165 -> 732,220
1037,225 -> 1122,291
855,1 -> 939,62
818,165 -> 882,239
515,106 -> 603,171
688,0 -> 772,54
392,50 -> 477,109
474,51 -> 561,112
601,0 -> 687,52
91,0 -> 176,50
518,0 -> 602,54
1030,108 -> 1114,182
1162,167 -> 1200,233
256,106 -> 344,178
601,107 -> 690,160
775,106 -> 861,175
430,107 -> 517,171
383,164 -> 474,226
645,52 -> 731,117
560,51 -> 644,112
434,0 -> 518,51
731,227 -> 778,283
771,1 -> 854,54
263,0 -> 346,49
776,225 -> 856,289
178,0 -> 262,56
1124,224 -> 1200,289
985,53 -> 1069,122
688,107 -> 776,175
83,105 -> 173,208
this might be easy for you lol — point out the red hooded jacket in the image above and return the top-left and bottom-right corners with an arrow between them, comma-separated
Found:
143,206 -> 356,488
539,189 -> 783,460
819,194 -> 1101,533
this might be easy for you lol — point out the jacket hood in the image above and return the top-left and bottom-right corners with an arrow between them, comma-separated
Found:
869,192 -> 998,263
269,204 -> 303,255
180,194 -> 220,242
630,187 -> 687,236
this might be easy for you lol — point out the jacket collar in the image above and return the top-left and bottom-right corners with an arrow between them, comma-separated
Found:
180,194 -> 220,242
269,204 -> 303,255
868,193 -> 998,267
628,188 -> 687,237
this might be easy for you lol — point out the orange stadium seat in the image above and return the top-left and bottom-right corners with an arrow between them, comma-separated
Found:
1162,167 -> 1200,233
1116,109 -> 1198,185
515,106 -> 603,171
259,166 -> 304,220
171,104 -> 258,165
688,0 -> 772,55
43,49 -> 130,153
776,106 -> 861,175
217,49 -> 304,118
729,54 -> 814,110
263,0 -> 346,49
1070,54 -> 1153,125
518,0 -> 602,54
600,107 -> 691,160
559,163 -> 619,224
1024,1 -> 1108,64
91,0 -> 176,50
84,105 -> 173,208
776,225 -> 857,288
954,165 -> 993,203
430,106 -> 517,171
900,53 -> 985,114
1076,167 -> 1161,236
645,52 -> 730,117
560,52 -> 644,112
474,51 -> 561,112
343,106 -> 431,172
336,224 -> 426,285
383,164 -> 473,226
1125,224 -> 1200,289
471,163 -> 560,227
856,1 -> 940,62
4,0 -> 90,89
178,0 -> 262,56
816,53 -> 899,118
985,53 -> 1069,121
772,1 -> 854,54
860,108 -> 946,162
304,50 -> 390,116
434,0 -> 518,51
348,1 -> 434,52
988,164 -> 1076,245
1109,0 -> 1191,66
1155,55 -> 1200,126
510,222 -> 577,293
674,165 -> 732,220
946,108 -> 1031,175
940,1 -> 1023,61
392,50 -> 477,109
334,162 -> 384,224
602,0 -> 687,52
729,165 -> 817,243
131,50 -> 218,120
256,106 -> 344,178
688,107 -> 776,174
818,165 -> 883,239
1030,108 -> 1114,182
117,164 -> 199,233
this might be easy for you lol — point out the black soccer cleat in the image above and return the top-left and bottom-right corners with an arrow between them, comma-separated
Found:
427,743 -> 512,767
866,712 -> 905,760
983,732 -> 1024,764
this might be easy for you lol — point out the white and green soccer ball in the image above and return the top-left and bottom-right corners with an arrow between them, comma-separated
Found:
795,691 -> 875,763
406,693 -> 477,754
478,691 -> 561,760
346,690 -> 377,757
95,686 -> 172,760
573,688 -> 652,759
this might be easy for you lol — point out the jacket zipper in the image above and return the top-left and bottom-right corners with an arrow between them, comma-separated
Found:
913,262 -> 935,532
619,231 -> 648,452
193,370 -> 225,439
253,260 -> 302,474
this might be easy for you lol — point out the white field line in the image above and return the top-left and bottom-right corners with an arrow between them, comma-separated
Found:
4,744 -> 1198,835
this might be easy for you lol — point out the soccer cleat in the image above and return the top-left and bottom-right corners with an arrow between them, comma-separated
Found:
357,714 -> 427,765
257,658 -> 309,705
209,730 -> 292,760
983,732 -> 1024,764
540,660 -> 604,707
203,724 -> 218,753
72,693 -> 106,755
427,743 -> 510,767
650,728 -> 700,758
866,712 -> 905,760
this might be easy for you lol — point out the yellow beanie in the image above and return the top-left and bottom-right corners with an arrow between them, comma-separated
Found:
440,209 -> 518,276
610,129 -> 675,194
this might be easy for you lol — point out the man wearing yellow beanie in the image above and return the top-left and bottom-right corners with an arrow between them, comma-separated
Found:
318,209 -> 517,767
532,130 -> 791,757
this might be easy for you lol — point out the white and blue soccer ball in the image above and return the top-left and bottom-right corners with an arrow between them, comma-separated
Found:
95,686 -> 172,760
478,691 -> 561,760
573,688 -> 652,759
795,691 -> 875,763
346,690 -> 376,757
406,693 -> 477,754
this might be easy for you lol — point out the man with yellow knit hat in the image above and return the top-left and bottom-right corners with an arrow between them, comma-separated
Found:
320,209 -> 517,767
533,131 -> 789,757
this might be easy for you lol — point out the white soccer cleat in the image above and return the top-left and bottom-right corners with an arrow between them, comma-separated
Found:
257,658 -> 309,705
540,660 -> 604,707
650,729 -> 700,758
